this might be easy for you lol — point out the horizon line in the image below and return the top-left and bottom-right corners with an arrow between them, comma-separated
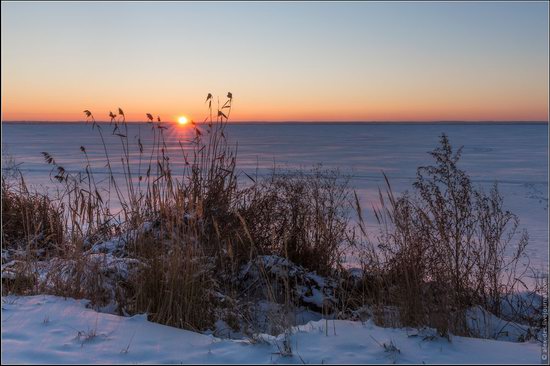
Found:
2,120 -> 549,125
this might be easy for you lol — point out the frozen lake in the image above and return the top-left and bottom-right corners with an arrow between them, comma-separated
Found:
2,122 -> 548,272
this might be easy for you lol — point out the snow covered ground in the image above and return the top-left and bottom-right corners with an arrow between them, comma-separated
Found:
1,295 -> 543,364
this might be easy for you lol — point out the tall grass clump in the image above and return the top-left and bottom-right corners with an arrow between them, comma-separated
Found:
356,134 -> 531,336
240,167 -> 352,276
33,92 -> 352,332
1,174 -> 64,294
121,94 -> 240,330
1,175 -> 64,254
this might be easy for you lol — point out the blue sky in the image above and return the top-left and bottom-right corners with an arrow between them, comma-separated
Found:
2,1 -> 548,121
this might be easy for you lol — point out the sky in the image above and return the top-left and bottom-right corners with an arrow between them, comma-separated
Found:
1,1 -> 548,122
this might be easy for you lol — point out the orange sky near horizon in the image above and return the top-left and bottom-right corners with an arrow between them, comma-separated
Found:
2,86 -> 547,122
3,100 -> 548,123
1,2 -> 548,123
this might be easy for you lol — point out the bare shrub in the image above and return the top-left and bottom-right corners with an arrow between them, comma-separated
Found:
241,167 -> 352,276
359,134 -> 530,335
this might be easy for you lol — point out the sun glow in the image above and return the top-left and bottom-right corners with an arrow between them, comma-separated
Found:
178,116 -> 189,125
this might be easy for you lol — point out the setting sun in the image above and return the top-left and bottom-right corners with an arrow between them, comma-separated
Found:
178,116 -> 188,125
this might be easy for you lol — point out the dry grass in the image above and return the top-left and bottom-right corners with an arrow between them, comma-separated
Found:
1,100 -> 540,339
2,175 -> 64,255
240,167 -> 352,277
126,231 -> 216,330
353,134 -> 533,336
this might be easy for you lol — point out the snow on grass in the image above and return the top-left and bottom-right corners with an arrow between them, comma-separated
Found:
1,295 -> 542,364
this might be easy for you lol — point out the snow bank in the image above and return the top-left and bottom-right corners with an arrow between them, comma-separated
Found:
1,295 -> 542,364
466,306 -> 540,342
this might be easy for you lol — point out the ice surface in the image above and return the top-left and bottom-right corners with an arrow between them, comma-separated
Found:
2,122 -> 548,272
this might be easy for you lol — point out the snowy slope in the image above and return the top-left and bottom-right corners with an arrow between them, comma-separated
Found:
1,295 -> 542,364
